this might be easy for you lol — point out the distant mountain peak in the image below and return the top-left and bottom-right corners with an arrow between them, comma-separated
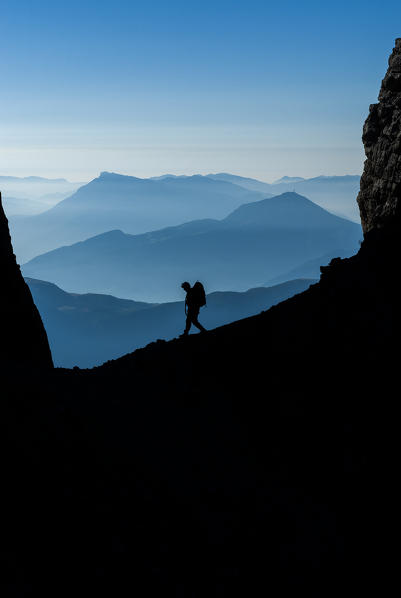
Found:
0,175 -> 69,183
274,191 -> 307,199
273,176 -> 305,184
149,174 -> 183,180
90,229 -> 127,240
257,191 -> 316,206
224,191 -> 357,228
98,171 -> 142,182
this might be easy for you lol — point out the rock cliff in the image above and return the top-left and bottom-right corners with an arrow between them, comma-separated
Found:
357,38 -> 401,233
0,192 -> 53,368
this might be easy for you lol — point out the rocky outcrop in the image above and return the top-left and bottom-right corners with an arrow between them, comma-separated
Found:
357,38 -> 401,233
0,192 -> 53,368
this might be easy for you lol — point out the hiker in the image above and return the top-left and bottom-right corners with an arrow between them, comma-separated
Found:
180,281 -> 207,336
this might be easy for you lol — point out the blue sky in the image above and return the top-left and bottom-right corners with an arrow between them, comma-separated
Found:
0,0 -> 400,181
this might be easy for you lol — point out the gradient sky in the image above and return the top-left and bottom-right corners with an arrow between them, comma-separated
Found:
1,0 -> 400,182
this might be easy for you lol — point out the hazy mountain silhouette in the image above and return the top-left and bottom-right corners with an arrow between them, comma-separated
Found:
0,175 -> 83,217
205,173 -> 360,219
269,175 -> 361,220
206,173 -> 361,220
0,175 -> 82,200
9,172 -> 362,262
149,174 -> 193,180
22,192 -> 361,302
149,171 -> 358,218
273,175 -> 305,184
150,173 -> 275,195
206,172 -> 274,194
2,195 -> 52,216
1,175 -> 68,182
26,277 -> 316,367
10,172 -> 266,261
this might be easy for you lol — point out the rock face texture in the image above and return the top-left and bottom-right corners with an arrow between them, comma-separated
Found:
357,38 -> 401,233
0,192 -> 53,368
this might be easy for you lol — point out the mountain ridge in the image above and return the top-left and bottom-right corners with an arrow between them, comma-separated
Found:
0,175 -> 70,183
10,172 -> 266,261
22,191 -> 361,302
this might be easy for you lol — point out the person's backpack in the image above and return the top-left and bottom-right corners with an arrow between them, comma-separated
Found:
192,281 -> 206,307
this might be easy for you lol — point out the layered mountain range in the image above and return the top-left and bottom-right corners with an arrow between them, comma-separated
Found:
0,175 -> 83,216
22,191 -> 361,301
8,171 -> 360,262
153,172 -> 361,219
10,173 -> 266,261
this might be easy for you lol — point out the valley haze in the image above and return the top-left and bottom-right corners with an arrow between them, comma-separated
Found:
21,190 -> 361,302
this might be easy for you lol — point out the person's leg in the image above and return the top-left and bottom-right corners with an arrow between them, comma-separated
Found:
191,308 -> 206,332
182,313 -> 191,336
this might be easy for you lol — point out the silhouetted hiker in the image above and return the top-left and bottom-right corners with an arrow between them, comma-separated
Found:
180,281 -> 207,336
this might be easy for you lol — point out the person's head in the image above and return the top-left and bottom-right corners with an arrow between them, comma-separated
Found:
181,281 -> 191,292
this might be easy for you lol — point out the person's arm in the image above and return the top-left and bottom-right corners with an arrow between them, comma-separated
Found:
185,297 -> 188,315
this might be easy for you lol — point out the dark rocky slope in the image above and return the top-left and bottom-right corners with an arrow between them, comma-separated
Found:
0,192 -> 52,369
26,277 -> 316,367
1,41 -> 401,597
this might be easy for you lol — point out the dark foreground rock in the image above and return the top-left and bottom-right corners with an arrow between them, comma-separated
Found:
2,234 -> 399,597
0,192 -> 52,369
